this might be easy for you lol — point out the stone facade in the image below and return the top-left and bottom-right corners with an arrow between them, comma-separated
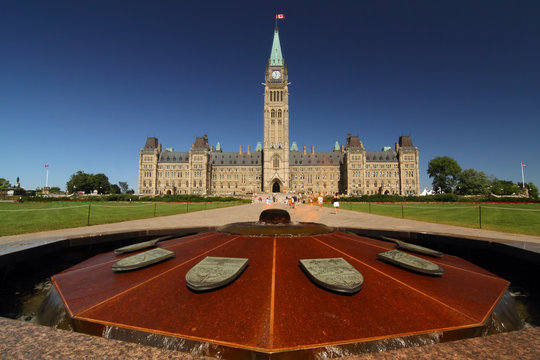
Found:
138,28 -> 420,197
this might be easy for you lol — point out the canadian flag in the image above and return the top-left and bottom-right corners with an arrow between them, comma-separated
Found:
276,14 -> 285,19
45,164 -> 49,168
521,162 -> 527,167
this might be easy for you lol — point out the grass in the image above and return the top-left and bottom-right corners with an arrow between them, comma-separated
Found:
334,202 -> 540,236
2,201 -> 539,237
0,201 -> 245,237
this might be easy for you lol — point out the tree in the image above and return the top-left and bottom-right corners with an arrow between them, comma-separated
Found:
118,181 -> 129,193
91,173 -> 111,194
110,184 -> 121,194
491,179 -> 520,195
456,169 -> 490,195
0,178 -> 11,189
66,171 -> 113,194
427,156 -> 462,193
67,171 -> 94,194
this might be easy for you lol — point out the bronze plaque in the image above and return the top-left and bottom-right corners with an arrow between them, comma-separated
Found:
394,239 -> 443,258
185,256 -> 249,291
382,236 -> 443,258
377,249 -> 444,276
112,248 -> 175,272
299,258 -> 364,294
114,239 -> 159,254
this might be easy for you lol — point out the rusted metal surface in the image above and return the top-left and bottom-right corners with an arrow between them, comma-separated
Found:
52,228 -> 509,354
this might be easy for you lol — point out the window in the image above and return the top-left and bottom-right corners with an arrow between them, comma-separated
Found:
273,156 -> 279,168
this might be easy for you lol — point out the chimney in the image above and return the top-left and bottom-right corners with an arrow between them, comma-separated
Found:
247,144 -> 251,154
341,144 -> 344,152
239,145 -> 243,154
303,145 -> 306,154
211,145 -> 214,152
311,145 -> 315,154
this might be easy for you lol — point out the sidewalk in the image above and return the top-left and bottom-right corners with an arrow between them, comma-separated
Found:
1,202 -> 539,256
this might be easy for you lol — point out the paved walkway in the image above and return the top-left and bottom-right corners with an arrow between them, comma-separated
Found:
1,202 -> 539,255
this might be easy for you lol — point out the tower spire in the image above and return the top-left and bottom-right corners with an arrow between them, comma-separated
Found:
270,28 -> 283,66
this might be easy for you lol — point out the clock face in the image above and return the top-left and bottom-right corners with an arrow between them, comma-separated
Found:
271,70 -> 281,79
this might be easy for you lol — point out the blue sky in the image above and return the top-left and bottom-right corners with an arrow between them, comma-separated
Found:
1,1 -> 539,192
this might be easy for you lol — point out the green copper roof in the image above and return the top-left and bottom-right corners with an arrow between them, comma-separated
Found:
270,29 -> 283,66
215,142 -> 221,151
334,141 -> 340,151
290,141 -> 298,152
255,141 -> 263,152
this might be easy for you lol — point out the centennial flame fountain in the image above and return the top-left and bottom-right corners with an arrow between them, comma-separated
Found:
45,209 -> 518,359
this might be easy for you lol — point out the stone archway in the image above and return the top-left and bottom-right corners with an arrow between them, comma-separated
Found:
272,182 -> 281,193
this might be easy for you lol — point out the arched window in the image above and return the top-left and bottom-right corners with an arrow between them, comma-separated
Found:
278,109 -> 282,117
271,109 -> 275,118
273,156 -> 279,168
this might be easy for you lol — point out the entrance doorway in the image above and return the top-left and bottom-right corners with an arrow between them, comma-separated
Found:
272,182 -> 281,193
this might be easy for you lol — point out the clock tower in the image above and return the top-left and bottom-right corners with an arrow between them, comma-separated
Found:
263,27 -> 290,193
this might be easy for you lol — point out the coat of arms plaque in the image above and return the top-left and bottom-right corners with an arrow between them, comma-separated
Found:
377,249 -> 444,276
185,256 -> 249,291
299,257 -> 364,294
112,248 -> 175,272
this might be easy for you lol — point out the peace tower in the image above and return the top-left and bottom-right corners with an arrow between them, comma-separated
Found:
263,27 -> 289,193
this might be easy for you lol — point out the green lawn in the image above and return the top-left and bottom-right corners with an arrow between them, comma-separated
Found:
336,202 -> 540,236
2,201 -> 539,237
0,201 -> 245,236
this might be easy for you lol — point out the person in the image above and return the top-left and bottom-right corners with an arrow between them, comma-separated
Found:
332,193 -> 340,213
317,194 -> 323,209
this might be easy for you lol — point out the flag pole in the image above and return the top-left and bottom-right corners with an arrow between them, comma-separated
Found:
45,164 -> 49,189
521,162 -> 525,188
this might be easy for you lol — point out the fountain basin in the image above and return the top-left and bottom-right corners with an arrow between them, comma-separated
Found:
50,212 -> 512,358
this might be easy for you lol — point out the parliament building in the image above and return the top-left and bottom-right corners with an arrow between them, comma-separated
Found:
138,27 -> 420,197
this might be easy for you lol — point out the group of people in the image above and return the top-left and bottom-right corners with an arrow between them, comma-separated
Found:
285,196 -> 298,209
256,192 -> 340,213
316,193 -> 340,213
